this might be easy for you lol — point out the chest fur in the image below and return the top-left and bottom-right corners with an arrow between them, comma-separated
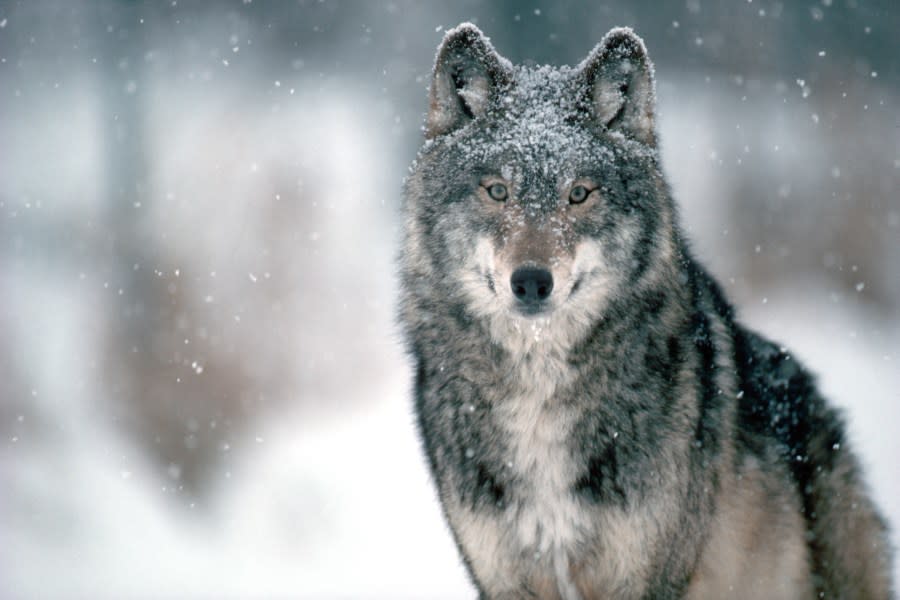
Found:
495,383 -> 585,553
443,354 -> 595,598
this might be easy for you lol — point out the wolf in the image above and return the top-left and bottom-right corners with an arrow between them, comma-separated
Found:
399,23 -> 893,599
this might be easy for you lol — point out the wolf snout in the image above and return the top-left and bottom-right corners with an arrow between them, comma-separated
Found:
510,266 -> 554,306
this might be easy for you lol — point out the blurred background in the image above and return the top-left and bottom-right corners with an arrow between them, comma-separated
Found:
0,1 -> 897,597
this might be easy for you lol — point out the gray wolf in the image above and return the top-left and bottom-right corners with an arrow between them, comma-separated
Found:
399,22 -> 893,599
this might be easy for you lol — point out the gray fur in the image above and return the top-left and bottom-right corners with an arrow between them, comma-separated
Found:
400,23 -> 893,599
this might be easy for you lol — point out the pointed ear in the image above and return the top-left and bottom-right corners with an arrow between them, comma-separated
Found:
426,23 -> 512,139
578,27 -> 657,146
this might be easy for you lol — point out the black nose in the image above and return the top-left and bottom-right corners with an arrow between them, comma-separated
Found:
510,267 -> 554,304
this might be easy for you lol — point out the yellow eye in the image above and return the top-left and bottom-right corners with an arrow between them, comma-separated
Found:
569,185 -> 590,204
488,183 -> 508,201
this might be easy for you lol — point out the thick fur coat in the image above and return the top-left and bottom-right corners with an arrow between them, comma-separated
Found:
399,23 -> 892,599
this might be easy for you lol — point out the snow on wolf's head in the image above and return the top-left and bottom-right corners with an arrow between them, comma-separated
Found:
403,23 -> 679,355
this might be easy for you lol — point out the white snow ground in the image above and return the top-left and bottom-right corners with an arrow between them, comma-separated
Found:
0,267 -> 470,599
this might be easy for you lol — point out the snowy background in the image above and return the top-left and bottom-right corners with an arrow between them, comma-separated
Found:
1,1 -> 897,597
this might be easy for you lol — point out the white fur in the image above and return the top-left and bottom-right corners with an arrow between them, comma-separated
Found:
458,236 -> 615,359
455,238 -> 595,596
452,235 -> 674,597
457,77 -> 491,118
450,346 -> 587,599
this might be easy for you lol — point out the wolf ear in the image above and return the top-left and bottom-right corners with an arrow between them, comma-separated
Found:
578,27 -> 657,146
426,23 -> 512,139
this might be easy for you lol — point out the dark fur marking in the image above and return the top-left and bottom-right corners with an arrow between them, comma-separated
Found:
475,463 -> 506,508
688,268 -> 721,456
574,442 -> 627,505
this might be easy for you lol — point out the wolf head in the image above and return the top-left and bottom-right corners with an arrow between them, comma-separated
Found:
403,24 -> 680,356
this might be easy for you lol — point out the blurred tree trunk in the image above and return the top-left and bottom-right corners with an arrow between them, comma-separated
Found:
96,1 -> 219,502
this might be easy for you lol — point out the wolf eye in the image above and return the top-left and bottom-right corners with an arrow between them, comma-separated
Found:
487,183 -> 508,202
569,185 -> 591,204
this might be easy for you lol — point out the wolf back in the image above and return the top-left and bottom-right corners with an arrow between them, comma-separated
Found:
400,23 -> 893,599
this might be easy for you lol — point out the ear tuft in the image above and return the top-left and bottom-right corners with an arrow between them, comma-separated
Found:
578,27 -> 657,145
426,23 -> 511,139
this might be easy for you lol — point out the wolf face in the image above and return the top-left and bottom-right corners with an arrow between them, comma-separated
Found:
405,25 -> 678,356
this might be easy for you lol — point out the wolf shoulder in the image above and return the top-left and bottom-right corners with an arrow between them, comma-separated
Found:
711,316 -> 893,598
